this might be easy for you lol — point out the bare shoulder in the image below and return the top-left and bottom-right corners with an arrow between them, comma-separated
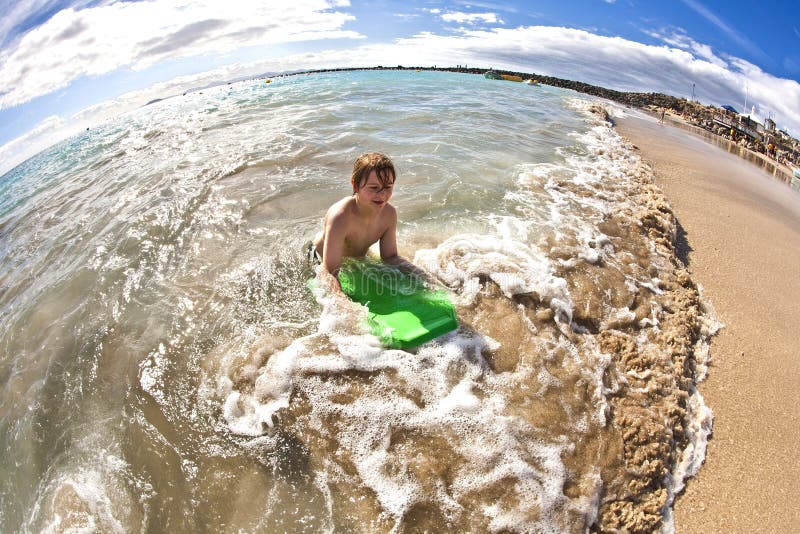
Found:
382,202 -> 397,222
326,196 -> 355,224
381,203 -> 397,232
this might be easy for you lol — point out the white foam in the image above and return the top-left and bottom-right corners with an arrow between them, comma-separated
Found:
220,302 -> 606,529
659,291 -> 720,533
660,387 -> 714,534
414,233 -> 574,325
694,287 -> 723,381
138,342 -> 168,405
28,452 -> 140,534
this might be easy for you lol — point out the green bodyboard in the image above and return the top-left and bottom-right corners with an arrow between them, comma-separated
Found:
315,259 -> 458,349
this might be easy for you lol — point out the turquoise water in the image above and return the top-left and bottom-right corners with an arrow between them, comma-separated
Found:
0,70 -> 714,532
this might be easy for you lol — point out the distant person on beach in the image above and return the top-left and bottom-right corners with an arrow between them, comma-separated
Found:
659,108 -> 665,124
308,152 -> 424,295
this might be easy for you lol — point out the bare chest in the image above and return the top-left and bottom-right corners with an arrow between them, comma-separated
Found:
343,219 -> 387,256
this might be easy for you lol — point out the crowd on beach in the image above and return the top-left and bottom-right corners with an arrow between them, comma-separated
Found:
666,102 -> 799,170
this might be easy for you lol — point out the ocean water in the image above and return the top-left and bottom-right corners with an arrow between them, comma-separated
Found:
0,70 -> 718,532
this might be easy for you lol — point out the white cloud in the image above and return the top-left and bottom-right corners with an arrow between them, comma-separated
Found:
0,0 -> 361,110
393,13 -> 421,21
0,0 -> 83,46
452,1 -> 517,12
0,115 -> 71,176
645,28 -> 728,69
441,12 -> 503,25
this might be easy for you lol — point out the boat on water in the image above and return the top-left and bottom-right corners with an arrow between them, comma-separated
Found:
484,70 -> 529,83
525,79 -> 540,86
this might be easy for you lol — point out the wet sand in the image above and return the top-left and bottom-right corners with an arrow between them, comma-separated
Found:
615,113 -> 800,533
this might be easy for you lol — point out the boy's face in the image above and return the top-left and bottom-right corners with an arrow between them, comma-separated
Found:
357,170 -> 394,208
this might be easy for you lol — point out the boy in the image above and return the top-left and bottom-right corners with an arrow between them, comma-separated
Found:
310,152 -> 423,295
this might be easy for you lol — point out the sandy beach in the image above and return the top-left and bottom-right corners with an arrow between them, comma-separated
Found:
615,112 -> 800,533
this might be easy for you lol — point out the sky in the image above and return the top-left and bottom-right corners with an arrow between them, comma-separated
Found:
1,0 -> 799,176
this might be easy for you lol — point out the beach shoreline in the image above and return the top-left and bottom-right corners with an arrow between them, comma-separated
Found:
614,112 -> 800,532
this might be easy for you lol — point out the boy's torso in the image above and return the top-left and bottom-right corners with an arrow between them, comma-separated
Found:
317,197 -> 393,258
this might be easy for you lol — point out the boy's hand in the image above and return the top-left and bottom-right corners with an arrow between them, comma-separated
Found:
382,254 -> 438,289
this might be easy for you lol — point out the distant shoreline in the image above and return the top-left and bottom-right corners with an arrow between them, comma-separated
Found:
265,66 -> 799,185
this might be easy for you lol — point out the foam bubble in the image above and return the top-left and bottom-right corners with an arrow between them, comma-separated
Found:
415,233 -> 574,324
27,452 -> 142,534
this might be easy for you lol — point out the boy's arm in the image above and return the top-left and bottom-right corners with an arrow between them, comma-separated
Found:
379,207 -> 434,284
378,206 -> 400,263
320,215 -> 346,295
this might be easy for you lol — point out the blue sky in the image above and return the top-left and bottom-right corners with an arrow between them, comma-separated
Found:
1,0 -> 799,175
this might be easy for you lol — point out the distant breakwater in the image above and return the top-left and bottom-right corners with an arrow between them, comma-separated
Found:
282,65 -> 696,116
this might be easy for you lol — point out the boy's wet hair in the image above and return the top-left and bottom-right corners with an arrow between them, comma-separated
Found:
351,152 -> 395,193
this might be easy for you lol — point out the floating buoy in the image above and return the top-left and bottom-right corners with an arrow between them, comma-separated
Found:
264,79 -> 271,84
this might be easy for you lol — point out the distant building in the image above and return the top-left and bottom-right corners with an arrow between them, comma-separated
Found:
713,112 -> 761,141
